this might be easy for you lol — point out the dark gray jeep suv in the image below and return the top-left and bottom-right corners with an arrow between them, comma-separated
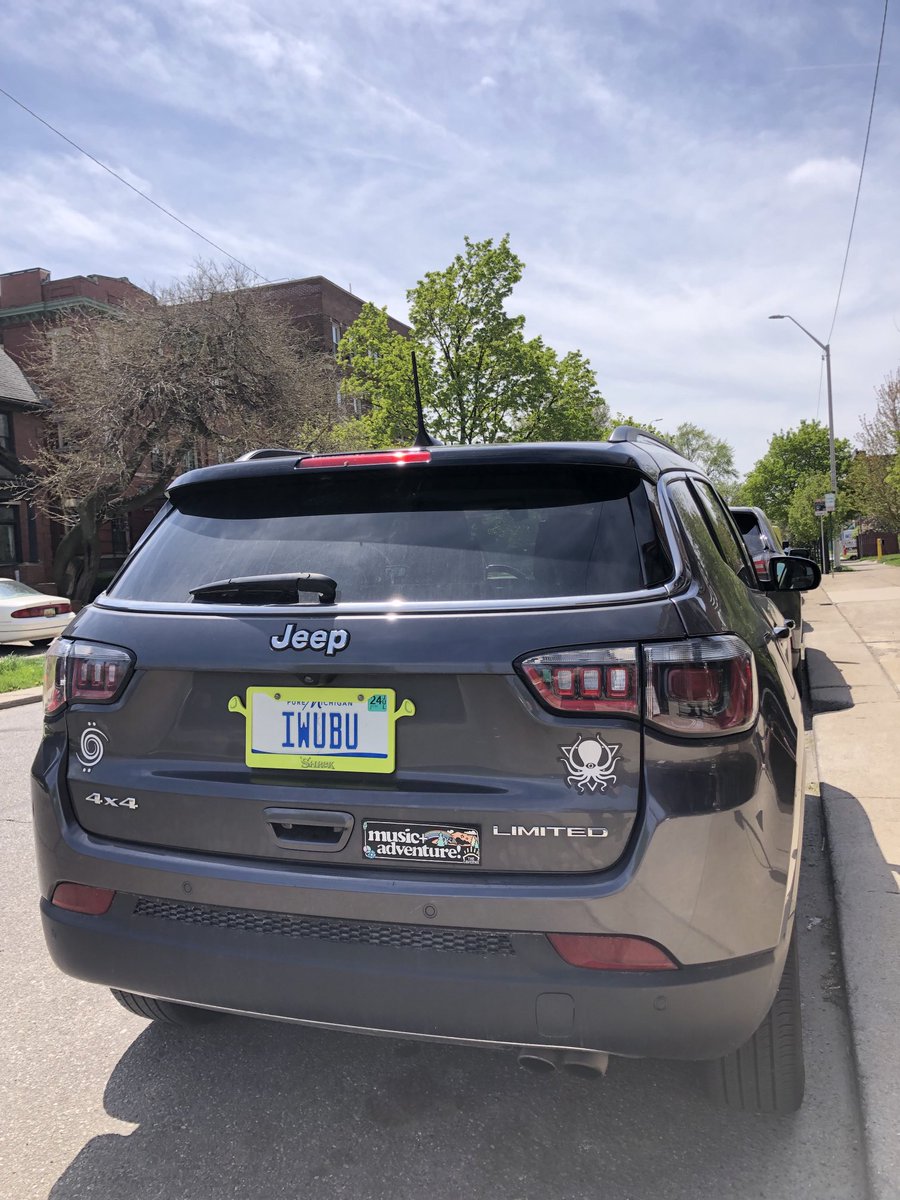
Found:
32,428 -> 821,1114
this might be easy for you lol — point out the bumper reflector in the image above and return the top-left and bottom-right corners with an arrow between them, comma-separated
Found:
547,933 -> 678,971
51,883 -> 116,915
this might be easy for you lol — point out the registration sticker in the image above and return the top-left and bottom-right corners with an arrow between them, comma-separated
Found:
362,821 -> 481,865
228,687 -> 415,773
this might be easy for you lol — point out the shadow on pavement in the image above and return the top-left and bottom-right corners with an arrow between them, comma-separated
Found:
49,1017 -> 799,1200
816,781 -> 899,1200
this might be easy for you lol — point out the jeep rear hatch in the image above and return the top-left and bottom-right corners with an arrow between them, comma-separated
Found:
64,451 -> 680,875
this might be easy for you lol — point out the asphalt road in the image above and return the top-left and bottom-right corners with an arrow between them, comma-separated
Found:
1,706 -> 866,1200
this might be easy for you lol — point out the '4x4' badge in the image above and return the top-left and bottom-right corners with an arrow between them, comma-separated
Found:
559,736 -> 620,793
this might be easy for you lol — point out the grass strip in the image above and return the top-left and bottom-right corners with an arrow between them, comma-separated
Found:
0,653 -> 45,694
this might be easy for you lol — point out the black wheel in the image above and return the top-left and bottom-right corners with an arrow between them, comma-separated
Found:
111,989 -> 220,1026
703,927 -> 805,1114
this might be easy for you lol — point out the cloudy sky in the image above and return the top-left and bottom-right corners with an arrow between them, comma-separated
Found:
1,0 -> 897,469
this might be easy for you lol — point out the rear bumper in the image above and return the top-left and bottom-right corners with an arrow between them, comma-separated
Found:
32,724 -> 802,1060
41,893 -> 784,1060
0,617 -> 68,643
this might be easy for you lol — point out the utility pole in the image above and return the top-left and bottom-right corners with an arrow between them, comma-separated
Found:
769,314 -> 839,574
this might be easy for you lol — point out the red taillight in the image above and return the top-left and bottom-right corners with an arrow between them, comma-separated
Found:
518,637 -> 757,734
644,636 -> 757,735
298,450 -> 431,468
547,933 -> 677,971
10,603 -> 71,619
752,554 -> 769,581
71,654 -> 129,701
519,648 -> 638,715
51,882 -> 116,915
665,666 -> 721,704
43,639 -> 134,716
43,641 -> 68,716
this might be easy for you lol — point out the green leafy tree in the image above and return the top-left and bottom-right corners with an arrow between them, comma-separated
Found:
335,303 -> 435,448
337,235 -> 608,446
665,422 -> 739,499
741,420 -> 853,527
786,472 -> 854,547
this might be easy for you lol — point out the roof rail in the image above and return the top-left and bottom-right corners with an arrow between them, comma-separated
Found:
235,448 -> 309,462
608,425 -> 679,454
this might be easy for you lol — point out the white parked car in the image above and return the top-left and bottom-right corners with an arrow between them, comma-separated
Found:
0,579 -> 72,646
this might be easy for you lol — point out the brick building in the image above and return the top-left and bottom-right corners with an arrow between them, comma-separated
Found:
253,275 -> 409,414
0,347 -> 48,587
0,267 -> 409,594
0,268 -> 155,592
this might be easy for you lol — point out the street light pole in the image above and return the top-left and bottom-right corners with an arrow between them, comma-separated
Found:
769,314 -> 839,573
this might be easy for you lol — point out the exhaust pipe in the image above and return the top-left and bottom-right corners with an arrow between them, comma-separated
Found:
560,1050 -> 609,1078
517,1049 -> 564,1073
517,1049 -> 609,1077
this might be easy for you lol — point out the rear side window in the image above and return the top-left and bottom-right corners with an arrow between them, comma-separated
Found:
732,512 -> 767,557
690,480 -> 755,585
110,463 -> 673,604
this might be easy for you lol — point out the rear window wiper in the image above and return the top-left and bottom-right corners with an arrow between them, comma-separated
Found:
190,573 -> 337,605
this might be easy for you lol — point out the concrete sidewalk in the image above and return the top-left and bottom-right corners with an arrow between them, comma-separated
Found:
804,562 -> 900,1200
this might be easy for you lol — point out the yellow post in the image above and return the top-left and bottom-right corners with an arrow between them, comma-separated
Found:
877,538 -> 884,561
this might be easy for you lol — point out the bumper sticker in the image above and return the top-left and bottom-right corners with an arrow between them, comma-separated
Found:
362,821 -> 481,865
559,735 -> 620,793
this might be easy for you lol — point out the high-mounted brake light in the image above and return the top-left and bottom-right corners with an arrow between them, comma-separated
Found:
11,602 -> 71,619
298,449 -> 431,468
518,648 -> 638,715
644,635 -> 757,735
547,933 -> 678,971
43,639 -> 134,717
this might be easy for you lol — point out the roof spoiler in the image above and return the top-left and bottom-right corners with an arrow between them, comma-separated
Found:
609,425 -> 679,454
235,448 -> 310,462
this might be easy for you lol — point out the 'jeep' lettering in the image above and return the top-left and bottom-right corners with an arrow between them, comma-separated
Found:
270,625 -> 350,656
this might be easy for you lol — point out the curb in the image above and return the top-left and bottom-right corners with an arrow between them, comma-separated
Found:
806,577 -> 900,1200
0,686 -> 42,711
819,778 -> 896,1200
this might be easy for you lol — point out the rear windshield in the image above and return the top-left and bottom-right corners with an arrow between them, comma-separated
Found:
732,510 -> 778,556
110,463 -> 673,604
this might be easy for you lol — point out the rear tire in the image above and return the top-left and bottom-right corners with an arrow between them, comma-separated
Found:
111,989 -> 220,1026
702,927 -> 805,1114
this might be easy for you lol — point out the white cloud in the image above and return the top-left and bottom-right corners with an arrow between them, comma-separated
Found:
787,157 -> 859,191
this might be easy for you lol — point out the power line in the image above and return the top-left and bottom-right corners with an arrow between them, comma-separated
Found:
0,84 -> 270,282
826,0 -> 889,343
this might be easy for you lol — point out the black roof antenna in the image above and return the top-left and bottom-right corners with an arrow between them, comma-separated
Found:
410,350 -> 439,447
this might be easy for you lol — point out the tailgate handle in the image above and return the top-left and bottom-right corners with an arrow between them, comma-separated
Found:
264,808 -> 354,852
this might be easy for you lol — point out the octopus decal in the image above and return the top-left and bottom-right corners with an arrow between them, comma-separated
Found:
559,735 -> 620,793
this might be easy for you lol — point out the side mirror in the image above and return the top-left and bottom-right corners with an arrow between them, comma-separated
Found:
769,555 -> 821,592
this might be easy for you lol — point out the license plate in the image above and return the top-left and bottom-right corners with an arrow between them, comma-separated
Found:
228,687 -> 415,773
363,821 -> 481,865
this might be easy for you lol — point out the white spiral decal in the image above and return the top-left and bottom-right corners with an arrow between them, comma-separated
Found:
77,724 -> 108,770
